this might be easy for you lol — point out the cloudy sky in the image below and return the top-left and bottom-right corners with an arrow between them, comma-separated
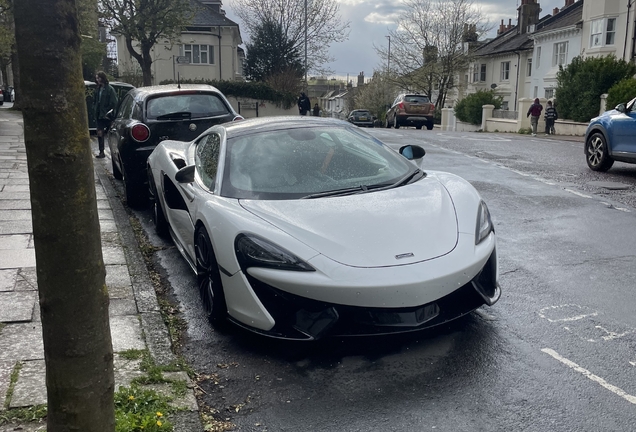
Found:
223,0 -> 566,80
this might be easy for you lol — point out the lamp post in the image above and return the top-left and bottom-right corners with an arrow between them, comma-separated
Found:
304,0 -> 308,90
386,35 -> 391,73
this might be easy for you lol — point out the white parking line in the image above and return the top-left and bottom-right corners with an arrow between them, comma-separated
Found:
542,348 -> 636,404
564,188 -> 592,198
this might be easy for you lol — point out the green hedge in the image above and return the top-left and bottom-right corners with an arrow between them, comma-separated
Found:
454,90 -> 503,125
159,79 -> 296,109
606,78 -> 636,112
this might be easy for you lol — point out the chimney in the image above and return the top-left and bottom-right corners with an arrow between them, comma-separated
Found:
200,0 -> 223,14
498,19 -> 505,35
508,19 -> 513,30
517,0 -> 541,34
564,0 -> 574,6
553,7 -> 560,15
357,72 -> 365,87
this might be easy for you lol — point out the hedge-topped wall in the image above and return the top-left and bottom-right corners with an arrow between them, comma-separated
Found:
159,79 -> 297,110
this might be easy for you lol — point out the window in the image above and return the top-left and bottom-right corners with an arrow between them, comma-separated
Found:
553,42 -> 568,66
472,64 -> 486,82
534,86 -> 538,98
500,61 -> 510,81
181,44 -> 215,64
195,133 -> 221,190
536,47 -> 541,68
545,88 -> 554,99
591,18 -> 617,47
527,58 -> 532,77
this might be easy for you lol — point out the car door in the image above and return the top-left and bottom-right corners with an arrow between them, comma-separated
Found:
609,99 -> 636,154
107,94 -> 135,168
166,132 -> 222,261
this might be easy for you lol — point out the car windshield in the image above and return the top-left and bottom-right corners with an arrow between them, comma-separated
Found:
404,96 -> 430,104
220,125 -> 416,200
146,93 -> 230,119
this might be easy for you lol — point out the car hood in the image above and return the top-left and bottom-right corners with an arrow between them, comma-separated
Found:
239,178 -> 458,268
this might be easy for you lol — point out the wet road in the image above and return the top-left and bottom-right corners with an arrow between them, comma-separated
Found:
115,128 -> 636,431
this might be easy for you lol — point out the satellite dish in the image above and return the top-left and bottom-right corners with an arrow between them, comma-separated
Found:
491,83 -> 498,89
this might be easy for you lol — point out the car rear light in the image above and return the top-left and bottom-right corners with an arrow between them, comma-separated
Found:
233,115 -> 244,121
398,102 -> 404,110
131,123 -> 150,142
430,103 -> 435,111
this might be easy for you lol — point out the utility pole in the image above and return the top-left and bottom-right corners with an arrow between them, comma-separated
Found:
386,35 -> 391,73
305,0 -> 308,90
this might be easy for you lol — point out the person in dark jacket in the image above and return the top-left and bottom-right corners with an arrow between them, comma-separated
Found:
526,98 -> 543,136
313,103 -> 321,116
93,71 -> 118,158
544,100 -> 558,135
298,92 -> 311,116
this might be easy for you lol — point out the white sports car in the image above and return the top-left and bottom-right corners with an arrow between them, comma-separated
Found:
147,116 -> 500,340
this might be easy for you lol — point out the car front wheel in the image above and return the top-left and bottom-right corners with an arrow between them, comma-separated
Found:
393,116 -> 400,129
195,226 -> 227,325
147,167 -> 169,238
586,132 -> 614,172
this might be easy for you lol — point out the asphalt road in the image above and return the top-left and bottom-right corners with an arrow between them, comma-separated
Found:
120,127 -> 636,432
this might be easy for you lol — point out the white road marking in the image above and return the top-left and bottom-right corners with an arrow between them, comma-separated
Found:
564,188 -> 592,198
630,361 -> 636,367
594,326 -> 635,341
538,304 -> 598,322
541,348 -> 636,405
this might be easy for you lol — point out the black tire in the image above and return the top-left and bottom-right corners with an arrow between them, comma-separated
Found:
393,116 -> 400,129
147,168 -> 169,238
123,164 -> 148,209
426,122 -> 434,130
585,132 -> 614,172
385,117 -> 391,128
195,226 -> 227,325
112,157 -> 123,180
415,125 -> 422,130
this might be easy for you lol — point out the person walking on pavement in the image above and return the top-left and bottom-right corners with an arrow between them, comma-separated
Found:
93,71 -> 118,158
313,103 -> 321,117
526,97 -> 543,136
298,92 -> 311,116
544,100 -> 558,135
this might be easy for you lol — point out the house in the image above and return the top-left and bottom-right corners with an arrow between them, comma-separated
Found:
528,0 -> 584,101
581,0 -> 636,62
114,0 -> 244,84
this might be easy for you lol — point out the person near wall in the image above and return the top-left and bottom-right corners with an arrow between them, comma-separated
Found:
298,92 -> 311,116
93,71 -> 118,158
312,103 -> 321,117
526,98 -> 543,136
544,100 -> 558,135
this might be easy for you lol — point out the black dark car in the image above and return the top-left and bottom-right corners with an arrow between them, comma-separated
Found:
107,84 -> 243,208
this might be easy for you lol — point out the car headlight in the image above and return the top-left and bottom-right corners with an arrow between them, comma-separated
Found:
475,200 -> 494,245
235,234 -> 315,272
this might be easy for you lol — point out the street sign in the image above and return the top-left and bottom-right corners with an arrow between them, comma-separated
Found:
176,56 -> 190,64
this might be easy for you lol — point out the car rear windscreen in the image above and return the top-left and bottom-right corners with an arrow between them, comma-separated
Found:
146,94 -> 230,119
404,96 -> 430,104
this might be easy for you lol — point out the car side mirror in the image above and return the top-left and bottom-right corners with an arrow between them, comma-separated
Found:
615,103 -> 626,113
399,145 -> 426,160
175,165 -> 195,183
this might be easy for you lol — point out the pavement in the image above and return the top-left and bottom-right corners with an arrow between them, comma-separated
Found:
0,106 -> 203,431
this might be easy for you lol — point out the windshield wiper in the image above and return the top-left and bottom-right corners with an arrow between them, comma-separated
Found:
300,171 -> 423,199
372,169 -> 424,192
156,111 -> 192,120
301,186 -> 368,199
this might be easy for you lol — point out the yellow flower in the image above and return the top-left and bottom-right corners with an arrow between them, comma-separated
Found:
156,412 -> 163,417
128,395 -> 135,401
157,420 -> 163,427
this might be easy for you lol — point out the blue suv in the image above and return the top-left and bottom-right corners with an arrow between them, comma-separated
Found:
585,96 -> 636,171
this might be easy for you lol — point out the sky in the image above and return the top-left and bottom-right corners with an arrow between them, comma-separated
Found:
222,0 -> 566,82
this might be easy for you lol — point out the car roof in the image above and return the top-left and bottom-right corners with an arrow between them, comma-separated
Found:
220,116 -> 351,138
127,84 -> 224,101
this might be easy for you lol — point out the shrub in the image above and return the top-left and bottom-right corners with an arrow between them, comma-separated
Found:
606,78 -> 636,112
518,127 -> 532,134
555,55 -> 636,122
454,90 -> 503,125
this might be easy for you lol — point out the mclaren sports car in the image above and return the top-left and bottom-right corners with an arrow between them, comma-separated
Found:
147,116 -> 501,340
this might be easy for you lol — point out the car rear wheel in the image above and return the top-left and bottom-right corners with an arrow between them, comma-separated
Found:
586,132 -> 614,172
393,116 -> 400,129
426,122 -> 434,130
112,157 -> 123,180
385,117 -> 390,128
147,167 -> 169,238
123,164 -> 148,209
195,226 -> 227,325
415,125 -> 422,130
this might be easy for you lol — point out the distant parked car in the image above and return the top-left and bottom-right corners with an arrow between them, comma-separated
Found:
385,94 -> 435,130
347,109 -> 375,127
108,84 -> 243,208
585,96 -> 636,172
85,81 -> 135,133
2,86 -> 13,103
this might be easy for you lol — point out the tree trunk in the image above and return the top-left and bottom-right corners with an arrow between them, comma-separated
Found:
13,1 -> 115,431
141,44 -> 153,86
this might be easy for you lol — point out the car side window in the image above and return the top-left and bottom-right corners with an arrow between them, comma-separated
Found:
131,103 -> 142,120
195,133 -> 221,190
117,95 -> 134,119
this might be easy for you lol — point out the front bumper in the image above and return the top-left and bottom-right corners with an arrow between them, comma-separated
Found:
224,243 -> 500,340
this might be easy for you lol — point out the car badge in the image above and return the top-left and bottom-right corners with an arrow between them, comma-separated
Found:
395,253 -> 414,259
189,123 -> 197,131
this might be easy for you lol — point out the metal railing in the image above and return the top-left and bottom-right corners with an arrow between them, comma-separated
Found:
492,109 -> 518,120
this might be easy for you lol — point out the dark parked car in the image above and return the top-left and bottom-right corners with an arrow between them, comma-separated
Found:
347,109 -> 375,127
385,94 -> 435,130
107,84 -> 243,208
84,81 -> 135,133
585,96 -> 636,172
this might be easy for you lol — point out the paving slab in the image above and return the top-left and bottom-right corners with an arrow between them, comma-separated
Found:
114,356 -> 145,390
0,268 -> 17,291
110,315 -> 146,353
142,371 -> 198,411
105,265 -> 134,299
0,220 -> 33,235
14,267 -> 37,291
0,360 -> 14,409
0,323 -> 44,362
9,359 -> 46,408
102,246 -> 127,265
0,291 -> 37,322
0,249 -> 36,269
0,210 -> 32,221
98,208 -> 115,220
99,220 -> 118,233
0,200 -> 31,210
109,298 -> 138,317
0,234 -> 31,250
1,185 -> 29,193
0,192 -> 31,200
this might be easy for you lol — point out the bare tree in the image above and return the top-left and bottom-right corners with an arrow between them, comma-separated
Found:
354,71 -> 398,124
14,0 -> 115,430
232,0 -> 350,75
99,0 -> 194,86
375,0 -> 490,108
